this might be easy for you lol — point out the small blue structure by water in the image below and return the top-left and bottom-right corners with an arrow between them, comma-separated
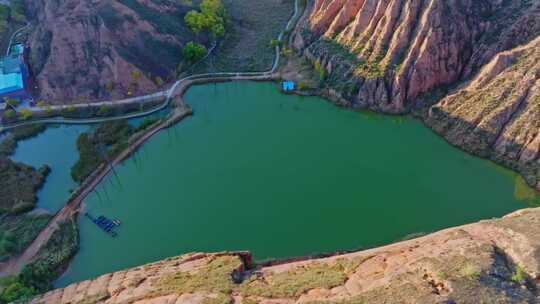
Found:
85,213 -> 121,237
282,80 -> 296,91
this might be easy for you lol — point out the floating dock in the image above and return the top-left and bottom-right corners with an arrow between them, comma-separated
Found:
85,213 -> 121,237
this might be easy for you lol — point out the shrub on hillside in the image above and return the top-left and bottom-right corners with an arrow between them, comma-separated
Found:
183,41 -> 207,63
185,0 -> 226,37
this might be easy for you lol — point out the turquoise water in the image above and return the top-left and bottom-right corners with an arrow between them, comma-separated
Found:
11,125 -> 89,213
49,81 -> 535,287
10,109 -> 169,213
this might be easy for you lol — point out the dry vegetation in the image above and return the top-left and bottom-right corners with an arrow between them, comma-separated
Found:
196,0 -> 295,73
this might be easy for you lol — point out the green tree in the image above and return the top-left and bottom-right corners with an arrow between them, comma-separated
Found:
20,108 -> 32,120
184,0 -> 226,37
183,42 -> 207,62
270,39 -> 282,48
200,0 -> 225,17
0,231 -> 16,257
210,22 -> 225,37
0,281 -> 36,303
5,98 -> 20,109
185,11 -> 208,34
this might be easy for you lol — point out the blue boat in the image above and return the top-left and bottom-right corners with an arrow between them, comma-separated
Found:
85,212 -> 121,237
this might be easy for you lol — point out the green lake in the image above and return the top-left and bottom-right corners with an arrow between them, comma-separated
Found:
13,82 -> 535,287
12,125 -> 89,212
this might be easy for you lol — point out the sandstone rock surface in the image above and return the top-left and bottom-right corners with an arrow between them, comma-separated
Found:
292,0 -> 540,188
29,208 -> 540,304
25,0 -> 205,104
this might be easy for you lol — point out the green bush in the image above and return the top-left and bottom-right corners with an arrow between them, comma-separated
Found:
298,81 -> 309,90
0,281 -> 36,303
0,214 -> 50,262
135,117 -> 159,133
511,265 -> 526,284
0,231 -> 16,258
5,98 -> 19,108
0,217 -> 78,303
313,60 -> 326,82
183,41 -> 207,62
270,39 -> 282,48
71,121 -> 134,183
185,0 -> 226,37
11,124 -> 46,141
97,104 -> 111,117
0,136 -> 16,157
19,108 -> 32,120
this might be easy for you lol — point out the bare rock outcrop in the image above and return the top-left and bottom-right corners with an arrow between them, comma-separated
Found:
292,0 -> 540,188
426,37 -> 540,190
25,0 -> 205,104
28,207 -> 540,304
294,0 -> 540,112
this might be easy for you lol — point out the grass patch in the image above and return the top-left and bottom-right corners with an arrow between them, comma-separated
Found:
241,297 -> 259,304
0,215 -> 79,303
196,0 -> 295,72
459,262 -> 481,280
240,262 -> 347,298
201,293 -> 233,304
510,265 -> 526,284
0,214 -> 51,262
154,256 -> 242,295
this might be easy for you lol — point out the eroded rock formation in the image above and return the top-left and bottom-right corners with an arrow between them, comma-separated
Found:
292,0 -> 539,189
25,0 -> 206,104
30,207 -> 540,303
426,37 -> 540,190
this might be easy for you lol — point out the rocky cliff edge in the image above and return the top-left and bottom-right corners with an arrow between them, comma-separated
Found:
29,207 -> 540,304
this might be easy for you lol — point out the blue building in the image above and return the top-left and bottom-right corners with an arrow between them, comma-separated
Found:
0,43 -> 31,110
282,80 -> 296,91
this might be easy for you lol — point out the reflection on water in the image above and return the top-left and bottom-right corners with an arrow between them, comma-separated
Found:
514,176 -> 539,205
11,125 -> 89,212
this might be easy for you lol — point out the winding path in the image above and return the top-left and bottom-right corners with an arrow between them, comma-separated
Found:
5,23 -> 29,56
0,0 -> 301,277
0,0 -> 299,132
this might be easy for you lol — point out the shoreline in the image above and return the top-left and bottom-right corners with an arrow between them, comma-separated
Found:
1,0 -> 537,288
285,86 -> 540,193
30,207 -> 540,303
0,0 -> 303,281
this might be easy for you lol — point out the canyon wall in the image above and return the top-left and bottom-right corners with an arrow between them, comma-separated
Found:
292,0 -> 539,189
29,207 -> 540,303
25,0 -> 206,105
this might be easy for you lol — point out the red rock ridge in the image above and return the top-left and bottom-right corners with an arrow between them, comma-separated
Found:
293,0 -> 540,113
25,0 -> 205,104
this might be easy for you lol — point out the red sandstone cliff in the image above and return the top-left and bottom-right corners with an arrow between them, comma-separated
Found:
25,0 -> 206,104
292,0 -> 539,189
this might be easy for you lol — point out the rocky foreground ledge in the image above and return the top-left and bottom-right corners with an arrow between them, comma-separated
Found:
30,208 -> 540,304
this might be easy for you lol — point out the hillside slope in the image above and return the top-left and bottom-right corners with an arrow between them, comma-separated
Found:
25,0 -> 206,104
29,208 -> 540,304
292,0 -> 539,189
426,37 -> 540,190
